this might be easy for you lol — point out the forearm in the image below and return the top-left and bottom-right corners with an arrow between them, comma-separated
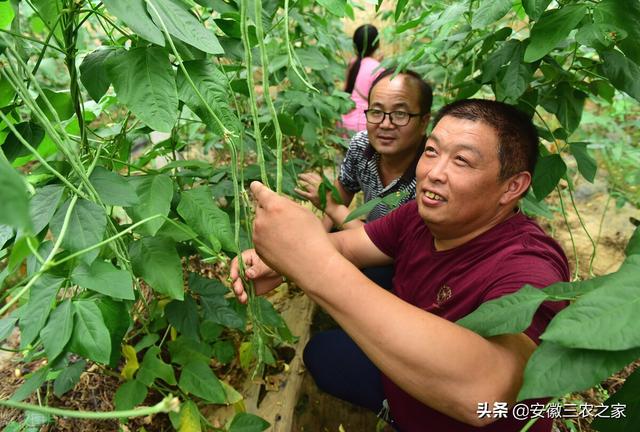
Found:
297,254 -> 533,425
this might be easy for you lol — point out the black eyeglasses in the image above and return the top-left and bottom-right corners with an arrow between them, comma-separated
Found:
364,109 -> 423,126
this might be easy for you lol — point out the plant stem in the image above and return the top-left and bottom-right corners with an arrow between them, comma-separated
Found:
0,396 -> 180,419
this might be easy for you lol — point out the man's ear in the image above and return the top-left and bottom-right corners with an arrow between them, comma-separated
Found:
420,114 -> 431,132
499,171 -> 531,205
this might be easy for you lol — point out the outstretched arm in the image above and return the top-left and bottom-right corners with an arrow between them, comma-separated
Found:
248,181 -> 538,426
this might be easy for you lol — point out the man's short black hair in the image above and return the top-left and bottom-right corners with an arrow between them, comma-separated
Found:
433,99 -> 539,184
368,68 -> 433,116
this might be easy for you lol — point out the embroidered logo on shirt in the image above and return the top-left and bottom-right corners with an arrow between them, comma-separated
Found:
436,284 -> 452,306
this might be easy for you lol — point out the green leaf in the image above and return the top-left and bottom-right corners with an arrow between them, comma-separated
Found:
53,359 -> 86,397
0,1 -> 15,29
174,400 -> 202,432
591,366 -> 640,432
29,184 -> 64,236
212,340 -> 234,364
228,412 -> 270,432
114,379 -> 148,411
594,0 -> 640,64
626,226 -> 640,257
29,0 -> 63,41
137,346 -> 176,386
394,0 -> 409,21
8,236 -> 35,273
40,300 -> 73,360
599,49 -> 640,103
179,360 -> 225,403
518,342 -> 640,400
89,166 -> 139,206
36,89 -> 75,122
79,47 -> 115,102
127,174 -> 173,236
102,0 -> 165,46
481,40 -> 520,83
0,314 -> 17,342
68,300 -> 112,364
541,268 -> 640,350
166,295 -> 200,340
106,47 -> 178,132
130,237 -> 184,300
457,285 -> 549,337
295,47 -> 330,70
168,336 -> 212,366
524,4 -> 588,62
96,297 -> 131,367
177,186 -> 236,253
471,0 -> 511,28
555,82 -> 587,133
72,260 -> 134,300
522,0 -> 552,21
0,155 -> 30,231
176,60 -> 241,136
146,0 -> 224,54
569,142 -> 597,183
576,23 -> 618,51
316,0 -> 346,17
532,154 -> 566,200
0,224 -> 13,250
2,122 -> 44,162
520,191 -> 554,219
11,366 -> 49,402
19,274 -> 64,348
50,198 -> 106,265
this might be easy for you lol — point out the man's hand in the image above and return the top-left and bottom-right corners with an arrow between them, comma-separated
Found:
294,172 -> 324,209
229,249 -> 282,304
251,181 -> 338,284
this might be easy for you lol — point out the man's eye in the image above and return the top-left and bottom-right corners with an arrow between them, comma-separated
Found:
369,109 -> 383,115
455,156 -> 469,165
424,146 -> 437,155
392,111 -> 409,119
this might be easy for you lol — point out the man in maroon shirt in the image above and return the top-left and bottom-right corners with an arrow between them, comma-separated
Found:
230,99 -> 569,431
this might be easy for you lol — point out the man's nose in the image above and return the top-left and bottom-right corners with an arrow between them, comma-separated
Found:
427,158 -> 448,183
380,113 -> 395,128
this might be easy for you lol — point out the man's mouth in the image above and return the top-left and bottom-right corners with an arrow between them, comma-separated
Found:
424,190 -> 446,202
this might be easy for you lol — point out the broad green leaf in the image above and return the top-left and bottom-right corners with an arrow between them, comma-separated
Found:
102,0 -> 165,46
40,300 -> 73,360
0,224 -> 13,250
127,174 -> 173,236
50,199 -> 106,264
522,0 -> 552,21
174,400 -> 202,432
53,359 -> 86,397
168,336 -> 212,366
36,89 -> 74,122
156,219 -> 198,242
213,340 -> 235,364
222,381 -> 243,404
146,0 -> 224,54
29,184 -> 64,235
130,237 -> 184,300
594,0 -> 640,64
518,342 -> 640,400
137,346 -> 176,386
471,0 -> 511,28
2,122 -> 44,162
555,82 -> 587,133
600,50 -> 640,103
316,0 -> 346,17
121,344 -> 139,380
394,0 -> 409,21
68,300 -> 112,364
496,44 -> 532,103
178,360 -> 225,403
0,2 -> 15,29
524,4 -> 588,63
114,379 -> 148,411
176,60 -> 241,136
0,78 -> 15,107
72,260 -> 134,300
0,314 -> 17,342
29,0 -> 63,41
79,47 -> 115,101
228,412 -> 270,432
591,367 -> 640,432
569,142 -> 597,183
106,47 -> 178,132
520,191 -> 554,219
96,297 -> 131,367
576,23 -> 618,51
296,47 -> 330,71
89,166 -> 139,206
532,154 -> 566,200
343,191 -> 409,224
457,285 -> 549,337
11,366 -> 49,402
481,40 -> 520,83
166,296 -> 200,340
19,274 -> 64,348
626,226 -> 640,257
541,272 -> 640,350
0,155 -> 30,231
8,236 -> 35,273
177,186 -> 236,253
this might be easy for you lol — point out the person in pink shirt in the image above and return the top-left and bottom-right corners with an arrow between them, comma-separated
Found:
341,24 -> 384,133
